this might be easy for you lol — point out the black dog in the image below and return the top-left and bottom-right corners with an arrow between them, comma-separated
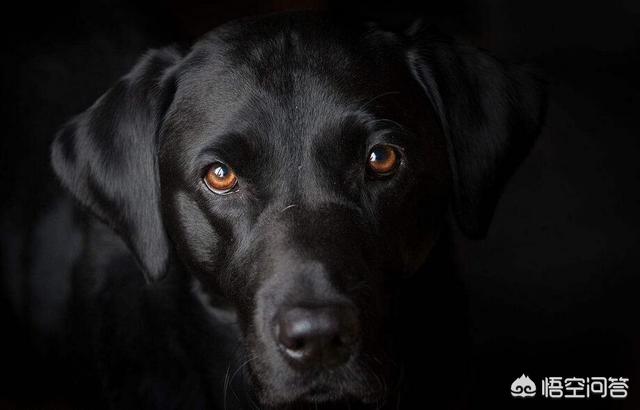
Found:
13,11 -> 545,409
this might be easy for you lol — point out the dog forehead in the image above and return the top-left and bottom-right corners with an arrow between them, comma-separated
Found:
166,27 -> 406,153
175,14 -> 401,105
167,69 -> 354,162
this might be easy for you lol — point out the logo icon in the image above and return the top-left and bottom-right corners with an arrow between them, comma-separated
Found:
511,374 -> 537,398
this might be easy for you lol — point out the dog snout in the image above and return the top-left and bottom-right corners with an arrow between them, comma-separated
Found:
274,304 -> 360,368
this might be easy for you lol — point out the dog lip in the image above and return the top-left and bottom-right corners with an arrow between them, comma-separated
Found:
294,370 -> 373,404
299,384 -> 343,403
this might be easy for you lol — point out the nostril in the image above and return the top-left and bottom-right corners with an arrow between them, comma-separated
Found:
287,337 -> 305,351
274,305 -> 360,368
276,318 -> 312,351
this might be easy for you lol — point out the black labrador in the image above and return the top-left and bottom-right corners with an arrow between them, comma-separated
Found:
10,10 -> 546,409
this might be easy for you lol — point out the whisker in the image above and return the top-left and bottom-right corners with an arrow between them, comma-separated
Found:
356,91 -> 401,113
364,117 -> 405,131
222,362 -> 232,410
281,204 -> 297,213
224,355 -> 258,410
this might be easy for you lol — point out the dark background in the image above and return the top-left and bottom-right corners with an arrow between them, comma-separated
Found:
0,0 -> 638,408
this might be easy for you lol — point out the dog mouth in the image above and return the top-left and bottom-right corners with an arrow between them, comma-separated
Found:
248,352 -> 389,407
303,385 -> 384,405
293,377 -> 388,408
269,380 -> 378,407
299,383 -> 348,404
303,384 -> 334,399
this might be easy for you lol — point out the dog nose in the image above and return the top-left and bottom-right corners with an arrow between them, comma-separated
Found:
275,305 -> 360,368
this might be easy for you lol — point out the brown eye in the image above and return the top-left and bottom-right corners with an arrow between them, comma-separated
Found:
367,144 -> 400,176
204,162 -> 238,194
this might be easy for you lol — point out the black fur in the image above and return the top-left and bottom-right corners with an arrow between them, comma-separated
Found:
29,11 -> 544,409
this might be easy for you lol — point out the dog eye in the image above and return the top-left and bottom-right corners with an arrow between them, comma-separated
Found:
367,144 -> 400,176
204,162 -> 238,194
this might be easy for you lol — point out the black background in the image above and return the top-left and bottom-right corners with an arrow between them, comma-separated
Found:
0,0 -> 638,408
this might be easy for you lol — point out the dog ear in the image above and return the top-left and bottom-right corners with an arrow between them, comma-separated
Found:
50,47 -> 182,282
406,25 -> 547,238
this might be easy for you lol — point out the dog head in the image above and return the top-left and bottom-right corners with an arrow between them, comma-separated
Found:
51,12 -> 545,407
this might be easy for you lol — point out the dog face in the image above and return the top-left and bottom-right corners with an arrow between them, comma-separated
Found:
158,18 -> 450,404
51,12 -> 545,407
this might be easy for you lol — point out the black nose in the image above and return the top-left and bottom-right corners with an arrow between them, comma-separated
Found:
275,305 -> 360,368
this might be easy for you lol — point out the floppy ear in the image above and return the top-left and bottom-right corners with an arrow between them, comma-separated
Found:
50,47 -> 182,282
406,26 -> 547,239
